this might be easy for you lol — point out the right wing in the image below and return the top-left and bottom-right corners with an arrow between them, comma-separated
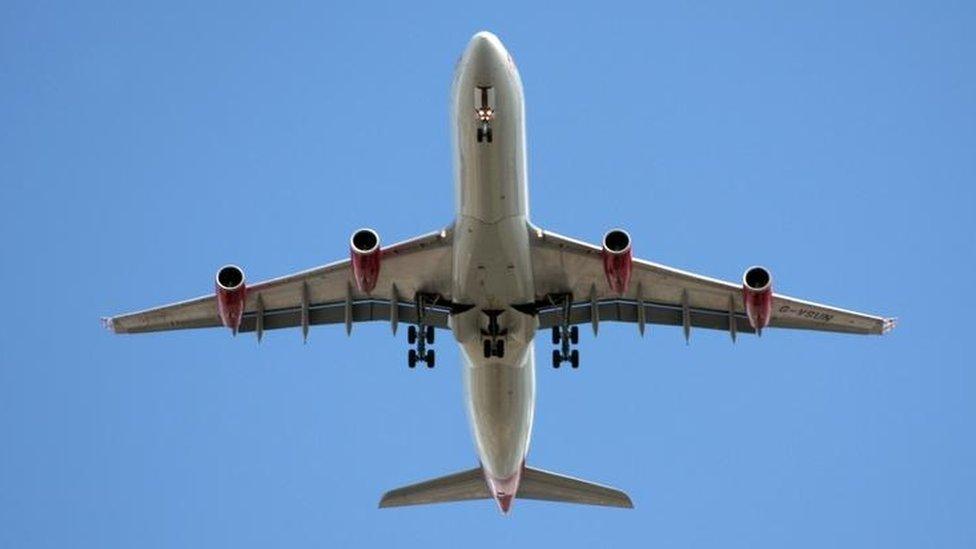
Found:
106,228 -> 458,337
529,227 -> 895,337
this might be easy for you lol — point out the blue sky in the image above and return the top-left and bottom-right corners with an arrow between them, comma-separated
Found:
2,1 -> 974,547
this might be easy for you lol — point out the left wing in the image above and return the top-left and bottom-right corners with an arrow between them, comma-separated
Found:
106,228 -> 458,337
529,226 -> 895,337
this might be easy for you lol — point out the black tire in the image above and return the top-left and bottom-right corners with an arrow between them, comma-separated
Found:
486,128 -> 493,143
426,325 -> 435,345
552,349 -> 561,369
570,349 -> 580,369
477,128 -> 484,142
483,339 -> 493,358
570,326 -> 579,345
407,325 -> 417,345
551,326 -> 560,345
426,350 -> 435,368
494,339 -> 505,358
408,349 -> 417,368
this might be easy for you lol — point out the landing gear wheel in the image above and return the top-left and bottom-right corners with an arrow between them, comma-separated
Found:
570,349 -> 580,369
485,128 -> 493,143
551,326 -> 560,345
407,326 -> 417,344
426,350 -> 435,368
425,326 -> 435,345
570,326 -> 579,345
494,339 -> 505,358
477,127 -> 484,142
552,349 -> 561,369
483,339 -> 493,359
408,349 -> 418,368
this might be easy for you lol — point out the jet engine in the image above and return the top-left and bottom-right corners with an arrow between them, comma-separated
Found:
350,228 -> 381,294
215,264 -> 246,334
742,265 -> 773,333
602,229 -> 633,295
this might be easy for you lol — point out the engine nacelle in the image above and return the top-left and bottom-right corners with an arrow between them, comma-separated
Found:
602,229 -> 633,295
742,265 -> 773,333
215,264 -> 246,334
350,228 -> 381,294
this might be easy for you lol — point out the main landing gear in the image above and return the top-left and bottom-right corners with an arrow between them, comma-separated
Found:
407,294 -> 438,369
549,293 -> 581,369
481,309 -> 506,359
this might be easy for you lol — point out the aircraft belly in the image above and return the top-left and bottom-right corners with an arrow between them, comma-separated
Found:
450,30 -> 536,493
451,213 -> 537,482
463,344 -> 535,480
452,216 -> 533,306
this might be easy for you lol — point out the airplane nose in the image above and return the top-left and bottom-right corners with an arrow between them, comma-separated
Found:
469,31 -> 502,52
464,31 -> 508,73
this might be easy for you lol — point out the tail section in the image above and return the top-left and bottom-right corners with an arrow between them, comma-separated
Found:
378,465 -> 633,511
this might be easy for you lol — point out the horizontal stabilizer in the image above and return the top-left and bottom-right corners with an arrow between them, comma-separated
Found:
379,467 -> 489,508
519,466 -> 633,508
378,466 -> 632,509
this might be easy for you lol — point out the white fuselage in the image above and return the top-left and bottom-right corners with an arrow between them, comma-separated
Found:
450,32 -> 535,503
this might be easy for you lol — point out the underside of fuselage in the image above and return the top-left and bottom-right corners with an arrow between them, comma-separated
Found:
450,31 -> 536,513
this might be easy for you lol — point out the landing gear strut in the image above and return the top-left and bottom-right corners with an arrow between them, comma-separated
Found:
481,309 -> 507,359
475,86 -> 494,143
407,293 -> 439,368
548,293 -> 580,369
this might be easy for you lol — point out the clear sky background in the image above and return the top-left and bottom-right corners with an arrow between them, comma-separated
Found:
2,1 -> 974,547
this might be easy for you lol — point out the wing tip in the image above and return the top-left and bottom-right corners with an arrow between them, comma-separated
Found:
101,316 -> 131,334
101,317 -> 118,333
377,489 -> 404,509
607,491 -> 635,509
882,317 -> 897,334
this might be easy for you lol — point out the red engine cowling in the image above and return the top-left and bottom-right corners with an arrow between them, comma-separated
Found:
215,264 -> 246,334
602,229 -> 633,295
350,228 -> 381,294
742,265 -> 773,333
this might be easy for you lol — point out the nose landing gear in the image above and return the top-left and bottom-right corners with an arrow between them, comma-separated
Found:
475,86 -> 495,143
476,124 -> 493,143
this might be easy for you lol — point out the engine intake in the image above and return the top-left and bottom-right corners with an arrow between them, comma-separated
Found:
602,229 -> 633,295
350,228 -> 381,294
742,265 -> 773,333
215,264 -> 246,334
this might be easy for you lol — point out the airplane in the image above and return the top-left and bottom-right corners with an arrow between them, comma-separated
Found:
104,31 -> 895,514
